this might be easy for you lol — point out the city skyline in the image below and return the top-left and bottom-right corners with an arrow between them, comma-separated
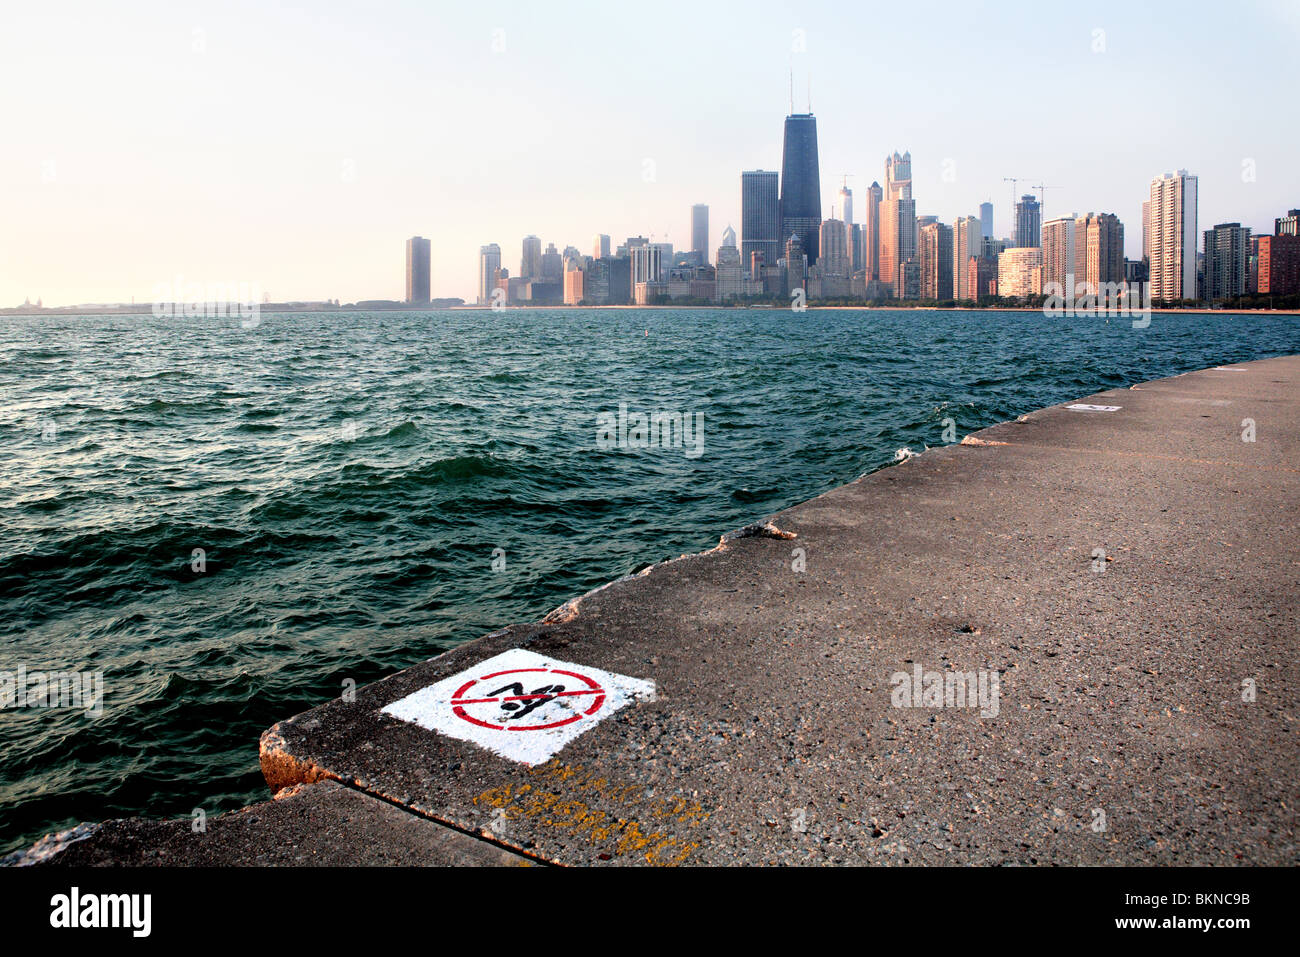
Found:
4,0 -> 1299,306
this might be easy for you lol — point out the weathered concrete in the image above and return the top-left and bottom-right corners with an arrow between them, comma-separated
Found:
6,779 -> 532,866
255,356 -> 1299,866
13,357 -> 1297,867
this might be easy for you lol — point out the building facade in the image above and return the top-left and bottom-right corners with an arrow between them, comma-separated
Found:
1202,223 -> 1251,301
1040,216 -> 1075,295
477,243 -> 501,305
405,236 -> 431,304
520,235 -> 542,281
1148,170 -> 1198,301
779,114 -> 822,264
997,247 -> 1043,298
953,215 -> 981,300
919,221 -> 953,301
691,204 -> 709,266
741,170 -> 781,276
1073,213 -> 1125,292
1014,194 -> 1041,248
1257,235 -> 1300,295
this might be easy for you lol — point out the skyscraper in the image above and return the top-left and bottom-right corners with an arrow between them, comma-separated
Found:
838,180 -> 854,227
953,216 -> 982,300
1014,195 -> 1041,248
541,242 -> 563,281
741,170 -> 781,275
784,232 -> 807,292
1073,213 -> 1125,292
863,181 -> 883,282
919,221 -> 953,301
818,218 -> 849,277
691,204 -> 709,266
631,244 -> 662,286
1040,216 -> 1076,294
478,243 -> 501,305
406,236 -> 431,304
1149,170 -> 1198,301
980,202 -> 994,239
997,247 -> 1043,298
594,234 -> 611,259
780,113 -> 822,264
1203,223 -> 1251,301
880,152 -> 916,294
1276,209 -> 1300,236
521,235 -> 542,280
715,226 -> 744,301
1141,201 -> 1151,262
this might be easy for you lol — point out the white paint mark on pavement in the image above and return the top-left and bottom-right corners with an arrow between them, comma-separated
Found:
381,648 -> 656,765
1066,404 -> 1122,412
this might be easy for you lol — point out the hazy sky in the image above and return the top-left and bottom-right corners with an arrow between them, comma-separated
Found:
3,0 -> 1297,306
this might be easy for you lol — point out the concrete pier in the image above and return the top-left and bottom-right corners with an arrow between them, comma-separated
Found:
12,356 -> 1298,866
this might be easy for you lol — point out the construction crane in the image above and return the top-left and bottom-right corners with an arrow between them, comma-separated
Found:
1034,184 -> 1060,222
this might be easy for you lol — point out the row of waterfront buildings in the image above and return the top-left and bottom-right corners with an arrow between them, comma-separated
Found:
401,109 -> 1298,307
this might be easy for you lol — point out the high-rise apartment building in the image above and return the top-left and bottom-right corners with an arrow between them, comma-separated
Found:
1202,223 -> 1251,301
863,181 -> 883,282
997,247 -> 1043,298
741,170 -> 781,276
838,181 -> 854,227
1072,213 -> 1124,291
1040,216 -> 1076,294
818,218 -> 850,277
919,221 -> 953,301
953,215 -> 982,300
780,114 -> 822,263
1141,201 -> 1151,262
691,204 -> 709,265
521,235 -> 542,280
1014,194 -> 1041,248
1257,235 -> 1300,295
1148,171 -> 1198,301
980,202 -> 994,239
1276,209 -> 1300,236
478,243 -> 501,305
406,236 -> 431,304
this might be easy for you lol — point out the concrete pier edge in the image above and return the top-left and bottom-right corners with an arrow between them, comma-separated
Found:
7,356 -> 1298,866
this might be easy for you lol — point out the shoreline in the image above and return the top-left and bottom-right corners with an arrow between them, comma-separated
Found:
4,305 -> 1300,317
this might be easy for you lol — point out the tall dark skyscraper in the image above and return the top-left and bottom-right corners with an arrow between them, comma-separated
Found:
1014,195 -> 1041,248
741,170 -> 780,274
779,113 -> 822,264
690,204 -> 709,266
406,236 -> 430,304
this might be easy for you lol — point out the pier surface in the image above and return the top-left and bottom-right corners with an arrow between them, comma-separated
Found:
12,356 -> 1298,866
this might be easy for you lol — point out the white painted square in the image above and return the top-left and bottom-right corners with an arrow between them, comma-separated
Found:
1066,403 -> 1122,412
380,648 -> 656,765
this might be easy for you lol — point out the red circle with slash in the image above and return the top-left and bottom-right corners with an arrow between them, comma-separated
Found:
450,666 -> 607,731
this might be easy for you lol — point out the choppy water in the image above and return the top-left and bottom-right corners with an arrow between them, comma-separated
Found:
1,307 -> 1297,853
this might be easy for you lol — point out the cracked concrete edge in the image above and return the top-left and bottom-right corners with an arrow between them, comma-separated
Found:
260,723 -> 338,794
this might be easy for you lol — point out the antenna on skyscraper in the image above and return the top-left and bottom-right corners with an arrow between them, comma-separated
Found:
807,73 -> 811,113
789,67 -> 794,114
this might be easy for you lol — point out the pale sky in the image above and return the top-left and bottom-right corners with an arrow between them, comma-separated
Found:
2,0 -> 1297,306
